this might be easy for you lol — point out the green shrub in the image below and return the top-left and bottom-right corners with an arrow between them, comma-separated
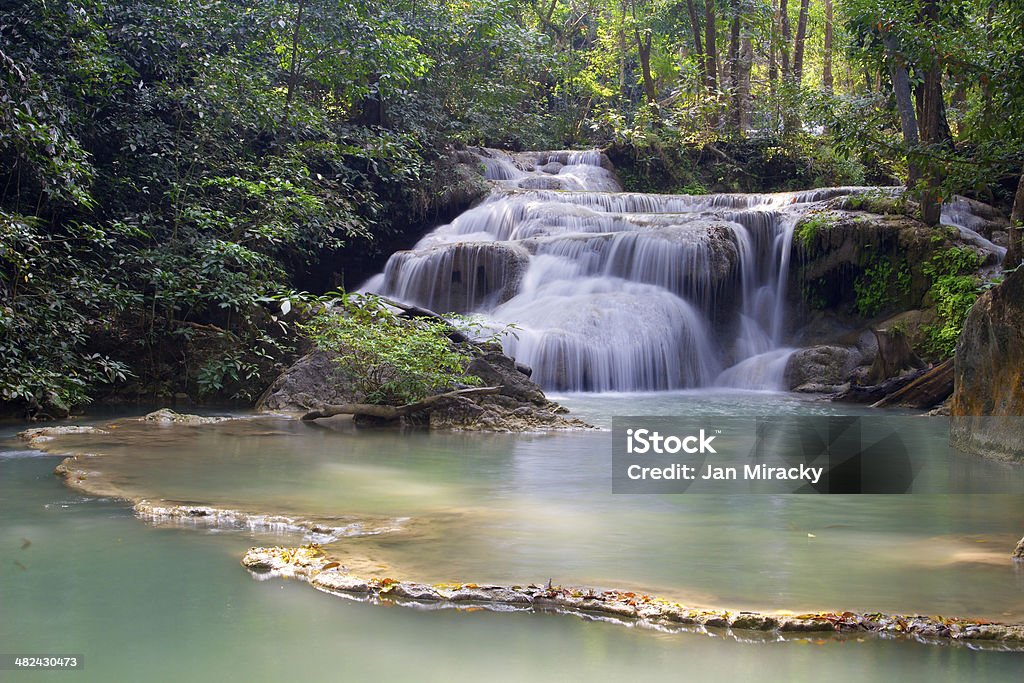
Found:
796,212 -> 835,249
854,257 -> 911,317
300,294 -> 480,405
921,247 -> 984,358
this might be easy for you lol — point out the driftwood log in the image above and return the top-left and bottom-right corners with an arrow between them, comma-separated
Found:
301,386 -> 502,421
871,357 -> 954,409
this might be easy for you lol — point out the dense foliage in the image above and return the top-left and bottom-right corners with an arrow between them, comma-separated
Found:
300,294 -> 480,405
2,0 -> 1022,413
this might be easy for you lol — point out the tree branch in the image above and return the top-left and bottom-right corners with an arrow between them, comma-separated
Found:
301,386 -> 503,421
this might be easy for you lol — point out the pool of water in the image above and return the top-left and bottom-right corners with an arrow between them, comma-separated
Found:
3,391 -> 1024,679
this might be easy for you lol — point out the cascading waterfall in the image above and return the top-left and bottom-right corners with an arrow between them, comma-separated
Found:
362,149 -> 892,392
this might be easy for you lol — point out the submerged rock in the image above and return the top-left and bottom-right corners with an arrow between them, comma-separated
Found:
950,268 -> 1024,461
241,545 -> 1024,648
18,425 -> 107,445
140,408 -> 228,425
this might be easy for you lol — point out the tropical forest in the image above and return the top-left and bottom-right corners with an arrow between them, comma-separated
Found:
2,1 -> 1024,680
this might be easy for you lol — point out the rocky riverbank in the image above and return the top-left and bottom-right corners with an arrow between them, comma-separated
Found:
242,545 -> 1024,650
258,342 -> 593,432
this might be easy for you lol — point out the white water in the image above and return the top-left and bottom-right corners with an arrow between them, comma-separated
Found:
365,150 -> 989,393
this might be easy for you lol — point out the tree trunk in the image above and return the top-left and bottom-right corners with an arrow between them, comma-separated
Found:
823,0 -> 834,91
783,0 -> 809,132
769,1 -> 779,123
283,0 -> 307,123
635,29 -> 657,105
792,0 -> 810,83
1007,165 -> 1024,268
882,32 -> 920,186
704,0 -> 718,92
779,0 -> 791,83
728,4 -> 741,131
685,0 -> 704,86
739,35 -> 753,132
868,327 -> 926,385
918,0 -> 950,226
871,358 -> 954,409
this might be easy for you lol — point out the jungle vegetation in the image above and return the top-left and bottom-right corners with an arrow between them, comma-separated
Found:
2,0 -> 1023,414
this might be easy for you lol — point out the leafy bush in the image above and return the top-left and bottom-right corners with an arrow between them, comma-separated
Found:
300,294 -> 480,405
921,247 -> 984,358
854,256 -> 911,317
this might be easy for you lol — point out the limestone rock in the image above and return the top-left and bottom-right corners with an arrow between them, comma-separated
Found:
381,242 -> 530,313
18,425 -> 107,446
256,351 -> 359,413
950,267 -> 1024,461
139,408 -> 228,425
466,350 -> 546,405
785,345 -> 863,392
258,343 -> 591,431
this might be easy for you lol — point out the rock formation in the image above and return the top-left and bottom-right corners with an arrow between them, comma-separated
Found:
950,267 -> 1024,462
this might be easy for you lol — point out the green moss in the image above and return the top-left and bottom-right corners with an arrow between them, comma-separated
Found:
853,256 -> 912,317
920,247 -> 984,359
796,212 -> 836,249
842,191 -> 908,216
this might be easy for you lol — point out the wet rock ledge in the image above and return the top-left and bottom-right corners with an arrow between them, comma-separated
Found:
243,546 -> 1024,650
258,344 -> 593,432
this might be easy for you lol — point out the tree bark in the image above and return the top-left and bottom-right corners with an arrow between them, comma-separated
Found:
738,35 -> 753,132
823,0 -> 834,91
635,28 -> 657,105
704,0 -> 718,93
779,0 -> 791,83
727,4 -> 741,131
871,358 -> 954,409
301,386 -> 503,422
685,0 -> 704,86
782,0 -> 809,132
792,0 -> 810,84
1007,165 -> 1024,268
769,1 -> 779,123
868,327 -> 926,385
918,0 -> 950,226
283,0 -> 307,124
882,32 -> 920,186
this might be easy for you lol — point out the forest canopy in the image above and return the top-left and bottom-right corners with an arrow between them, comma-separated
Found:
2,0 -> 1023,414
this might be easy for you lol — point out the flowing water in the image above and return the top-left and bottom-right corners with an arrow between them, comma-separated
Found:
365,150 -> 893,392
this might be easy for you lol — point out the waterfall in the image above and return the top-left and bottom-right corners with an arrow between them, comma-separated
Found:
362,149 -> 884,392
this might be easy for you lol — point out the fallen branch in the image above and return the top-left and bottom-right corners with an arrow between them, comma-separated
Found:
301,386 -> 502,421
871,358 -> 954,409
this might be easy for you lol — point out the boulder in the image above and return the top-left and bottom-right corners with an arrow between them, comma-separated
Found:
785,345 -> 863,392
256,351 -> 360,413
259,342 -> 590,431
950,267 -> 1024,461
466,350 -> 546,405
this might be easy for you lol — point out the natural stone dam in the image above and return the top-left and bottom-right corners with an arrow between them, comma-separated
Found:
362,150 -> 999,393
